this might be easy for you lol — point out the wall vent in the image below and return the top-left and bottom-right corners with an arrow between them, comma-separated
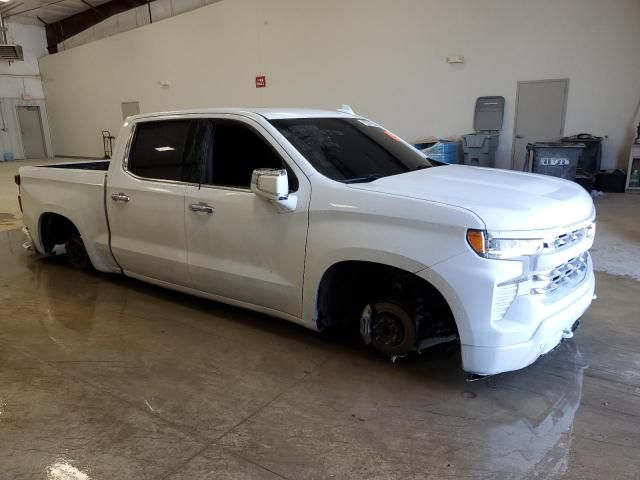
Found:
0,8 -> 23,61
0,44 -> 23,61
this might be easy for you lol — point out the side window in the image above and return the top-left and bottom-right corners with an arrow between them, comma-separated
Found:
202,121 -> 298,191
128,120 -> 201,183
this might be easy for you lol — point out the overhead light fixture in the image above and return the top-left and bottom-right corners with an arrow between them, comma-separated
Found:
155,146 -> 175,152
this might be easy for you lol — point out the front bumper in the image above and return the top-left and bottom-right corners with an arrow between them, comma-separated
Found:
460,268 -> 594,375
419,228 -> 596,375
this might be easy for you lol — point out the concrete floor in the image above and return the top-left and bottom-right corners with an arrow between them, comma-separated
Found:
1,160 -> 639,479
591,192 -> 640,281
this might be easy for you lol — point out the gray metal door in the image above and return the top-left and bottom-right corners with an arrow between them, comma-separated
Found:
17,106 -> 46,159
121,101 -> 140,120
511,79 -> 569,171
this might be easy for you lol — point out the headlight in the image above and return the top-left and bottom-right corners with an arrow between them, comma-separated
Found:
467,229 -> 544,259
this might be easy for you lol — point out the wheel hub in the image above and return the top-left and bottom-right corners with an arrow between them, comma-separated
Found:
372,312 -> 405,346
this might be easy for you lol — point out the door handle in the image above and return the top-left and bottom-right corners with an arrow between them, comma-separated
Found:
515,135 -> 525,139
111,192 -> 130,202
189,202 -> 215,214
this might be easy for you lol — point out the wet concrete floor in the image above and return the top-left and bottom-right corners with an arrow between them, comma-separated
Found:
1,212 -> 639,478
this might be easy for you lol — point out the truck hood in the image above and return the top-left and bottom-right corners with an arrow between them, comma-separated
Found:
349,165 -> 594,231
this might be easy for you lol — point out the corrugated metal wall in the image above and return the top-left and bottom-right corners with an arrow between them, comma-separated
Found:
60,0 -> 223,51
0,23 -> 53,160
0,98 -> 54,160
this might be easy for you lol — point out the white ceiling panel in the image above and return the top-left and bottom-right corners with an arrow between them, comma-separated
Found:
2,0 -> 113,25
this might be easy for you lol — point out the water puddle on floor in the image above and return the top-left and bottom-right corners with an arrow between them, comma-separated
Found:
47,460 -> 91,480
0,213 -> 16,225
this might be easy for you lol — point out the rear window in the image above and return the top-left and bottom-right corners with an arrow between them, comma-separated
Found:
128,120 -> 201,182
270,117 -> 440,183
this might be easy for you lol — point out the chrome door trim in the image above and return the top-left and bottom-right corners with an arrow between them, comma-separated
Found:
189,202 -> 215,214
111,192 -> 130,202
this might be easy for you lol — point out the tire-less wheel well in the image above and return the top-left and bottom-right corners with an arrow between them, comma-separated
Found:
316,261 -> 457,345
40,213 -> 79,253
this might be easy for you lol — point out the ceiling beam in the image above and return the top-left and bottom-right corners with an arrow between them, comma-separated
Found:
44,0 -> 151,54
0,2 -> 26,17
80,0 -> 106,19
7,0 -> 67,18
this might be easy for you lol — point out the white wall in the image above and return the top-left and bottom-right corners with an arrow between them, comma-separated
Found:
0,22 -> 53,159
39,0 -> 640,168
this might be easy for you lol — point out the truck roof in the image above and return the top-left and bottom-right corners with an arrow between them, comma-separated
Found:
127,107 -> 358,122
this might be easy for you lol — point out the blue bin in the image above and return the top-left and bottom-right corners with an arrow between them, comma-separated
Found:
414,141 -> 437,151
421,140 -> 459,164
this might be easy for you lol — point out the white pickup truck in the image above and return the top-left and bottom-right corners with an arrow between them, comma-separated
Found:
16,108 -> 596,375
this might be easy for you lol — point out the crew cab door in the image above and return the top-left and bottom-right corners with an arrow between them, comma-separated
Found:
184,116 -> 309,317
107,119 -> 201,285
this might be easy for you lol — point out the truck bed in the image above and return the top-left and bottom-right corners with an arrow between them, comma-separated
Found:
40,160 -> 110,171
18,161 -> 114,270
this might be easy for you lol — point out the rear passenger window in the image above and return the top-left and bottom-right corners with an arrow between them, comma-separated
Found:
202,121 -> 298,191
128,120 -> 201,182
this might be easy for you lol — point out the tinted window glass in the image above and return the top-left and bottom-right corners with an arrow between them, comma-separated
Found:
203,121 -> 298,190
128,120 -> 201,182
271,118 -> 441,183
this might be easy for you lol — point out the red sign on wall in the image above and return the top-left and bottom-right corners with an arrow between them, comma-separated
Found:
255,76 -> 266,88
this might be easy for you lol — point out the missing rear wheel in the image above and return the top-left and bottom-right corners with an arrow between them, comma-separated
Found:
65,235 -> 92,270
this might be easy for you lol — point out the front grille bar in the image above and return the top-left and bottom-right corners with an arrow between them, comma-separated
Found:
544,223 -> 594,250
531,252 -> 589,295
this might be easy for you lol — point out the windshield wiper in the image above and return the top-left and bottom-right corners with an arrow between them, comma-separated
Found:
343,175 -> 384,184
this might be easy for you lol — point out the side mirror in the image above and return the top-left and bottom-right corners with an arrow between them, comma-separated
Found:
251,168 -> 289,201
250,168 -> 297,213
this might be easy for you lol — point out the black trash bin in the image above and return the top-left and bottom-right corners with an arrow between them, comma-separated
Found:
561,133 -> 602,175
595,169 -> 627,192
524,142 -> 585,180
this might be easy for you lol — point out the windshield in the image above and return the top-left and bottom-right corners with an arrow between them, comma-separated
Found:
270,117 -> 442,183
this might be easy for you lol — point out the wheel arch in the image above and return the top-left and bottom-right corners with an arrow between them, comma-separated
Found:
312,259 -> 458,339
38,211 -> 81,253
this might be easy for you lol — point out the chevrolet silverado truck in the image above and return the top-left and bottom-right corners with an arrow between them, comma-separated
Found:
15,108 -> 596,375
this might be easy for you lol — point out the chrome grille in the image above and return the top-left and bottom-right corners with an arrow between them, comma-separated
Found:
544,223 -> 595,250
531,252 -> 589,295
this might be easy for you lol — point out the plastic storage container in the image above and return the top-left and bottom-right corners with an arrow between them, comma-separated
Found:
413,140 -> 437,151
561,133 -> 602,175
595,170 -> 627,192
463,96 -> 505,167
524,142 -> 585,180
463,135 -> 500,167
421,140 -> 459,164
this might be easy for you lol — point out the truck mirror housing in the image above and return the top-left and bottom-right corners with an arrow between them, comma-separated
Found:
251,168 -> 289,201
